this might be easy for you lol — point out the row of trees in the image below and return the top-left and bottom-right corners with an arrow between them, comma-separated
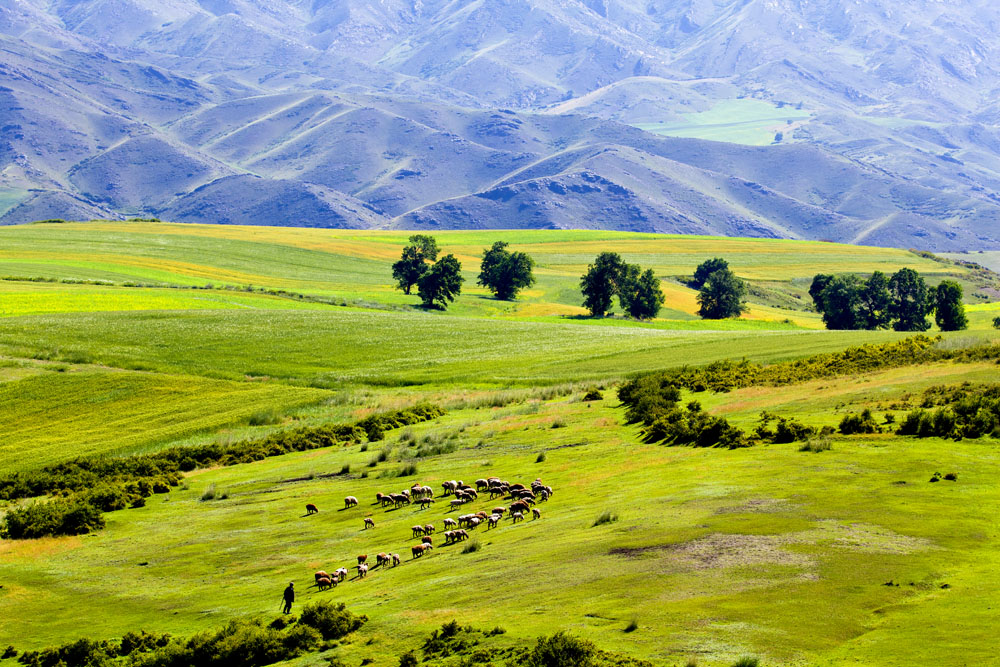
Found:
579,252 -> 665,319
392,236 -> 536,309
809,268 -> 967,331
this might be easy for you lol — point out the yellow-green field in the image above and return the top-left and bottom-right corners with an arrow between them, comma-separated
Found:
0,222 -> 998,667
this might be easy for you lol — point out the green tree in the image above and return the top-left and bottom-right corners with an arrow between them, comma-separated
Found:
391,235 -> 439,294
993,316 -> 1000,330
697,268 -> 747,319
818,275 -> 864,330
859,271 -> 892,329
934,280 -> 967,331
692,257 -> 729,288
580,252 -> 626,317
417,254 -> 463,309
888,268 -> 932,331
809,273 -> 834,313
477,241 -> 536,300
619,267 -> 665,320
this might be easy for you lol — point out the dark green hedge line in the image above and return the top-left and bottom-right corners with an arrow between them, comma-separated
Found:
0,405 -> 443,539
13,602 -> 365,667
897,383 -> 1000,440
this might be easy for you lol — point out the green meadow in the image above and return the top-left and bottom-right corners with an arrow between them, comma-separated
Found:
634,100 -> 811,145
0,222 -> 998,666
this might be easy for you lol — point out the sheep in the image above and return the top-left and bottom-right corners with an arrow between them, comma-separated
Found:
376,552 -> 391,568
487,515 -> 500,529
375,492 -> 387,505
418,498 -> 434,509
509,500 -> 529,516
450,499 -> 466,509
454,529 -> 469,541
379,493 -> 394,507
334,567 -> 349,582
305,503 -> 319,515
441,480 -> 458,495
316,576 -> 333,591
468,517 -> 481,529
419,485 -> 434,498
363,517 -> 375,529
421,536 -> 433,545
412,525 -> 425,537
443,517 -> 458,528
475,478 -> 489,490
443,530 -> 455,544
510,483 -> 526,492
314,570 -> 329,584
391,493 -> 410,507
357,554 -> 368,566
423,524 -> 435,534
391,553 -> 401,566
512,511 -> 524,524
532,508 -> 541,520
411,544 -> 433,558
358,563 -> 369,578
344,496 -> 358,509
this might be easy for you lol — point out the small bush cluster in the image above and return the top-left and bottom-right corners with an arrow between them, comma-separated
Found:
643,403 -> 748,449
896,383 -> 1000,439
838,409 -> 882,435
0,405 -> 443,539
14,603 -> 364,667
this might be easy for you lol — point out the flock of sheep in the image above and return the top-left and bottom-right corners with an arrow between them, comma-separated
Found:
309,476 -> 552,591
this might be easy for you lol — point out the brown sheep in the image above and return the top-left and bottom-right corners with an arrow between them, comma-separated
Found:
421,536 -> 433,545
376,552 -> 390,568
509,500 -> 529,515
412,525 -> 425,537
306,503 -> 319,515
492,506 -> 506,516
316,576 -> 333,591
475,478 -> 489,490
314,570 -> 329,584
357,554 -> 367,566
418,498 -> 434,509
344,496 -> 358,509
424,524 -> 435,534
363,517 -> 375,529
411,544 -> 433,558
454,529 -> 469,541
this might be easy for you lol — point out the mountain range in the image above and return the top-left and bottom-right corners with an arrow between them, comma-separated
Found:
2,0 -> 999,249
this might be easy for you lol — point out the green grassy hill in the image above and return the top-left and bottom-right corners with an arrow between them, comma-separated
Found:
0,223 -> 998,667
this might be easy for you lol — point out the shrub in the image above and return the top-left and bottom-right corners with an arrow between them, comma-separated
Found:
298,601 -> 367,640
582,389 -> 603,402
1,498 -> 104,539
200,484 -> 217,501
993,316 -> 1000,329
2,646 -> 16,659
462,539 -> 481,554
550,419 -> 567,429
339,464 -> 351,475
799,437 -> 831,453
398,651 -> 419,667
838,409 -> 881,435
732,657 -> 760,667
536,452 -> 547,463
397,463 -> 418,477
624,619 -> 638,633
592,511 -> 618,527
528,632 -> 595,667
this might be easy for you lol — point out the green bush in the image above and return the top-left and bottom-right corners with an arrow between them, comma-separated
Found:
732,657 -> 760,667
592,511 -> 618,527
528,632 -> 596,667
838,409 -> 881,435
1,499 -> 104,539
582,389 -> 603,402
297,601 -> 367,641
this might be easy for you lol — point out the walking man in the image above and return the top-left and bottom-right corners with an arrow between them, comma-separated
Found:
282,581 -> 294,614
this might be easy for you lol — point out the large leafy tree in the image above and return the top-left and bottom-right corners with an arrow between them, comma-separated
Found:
934,280 -> 967,331
580,252 -> 627,317
697,268 -> 747,319
859,271 -> 892,329
391,235 -> 440,294
619,267 -> 665,320
477,241 -> 535,300
818,275 -> 864,330
417,254 -> 463,309
809,273 -> 834,313
692,257 -> 729,289
888,267 -> 932,331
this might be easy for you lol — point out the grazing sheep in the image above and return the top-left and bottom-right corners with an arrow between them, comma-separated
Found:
468,517 -> 481,529
391,553 -> 401,566
454,529 -> 469,541
512,511 -> 524,524
450,499 -> 465,508
419,485 -> 434,497
314,570 -> 329,584
344,496 -> 358,509
510,483 -> 526,492
509,500 -> 529,516
391,493 -> 410,507
424,524 -> 435,534
487,515 -> 500,529
443,530 -> 455,544
380,494 -> 394,507
357,554 -> 368,566
421,536 -> 433,545
411,544 -> 433,558
532,508 -> 541,520
375,492 -> 386,505
492,506 -> 506,516
358,563 -> 369,578
441,480 -> 458,495
418,498 -> 434,509
335,567 -> 349,582
306,503 -> 319,515
412,525 -> 425,537
475,478 -> 489,490
317,576 -> 333,591
363,517 -> 375,529
376,553 -> 390,568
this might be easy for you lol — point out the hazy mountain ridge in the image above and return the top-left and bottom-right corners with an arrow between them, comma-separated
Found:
1,0 -> 999,248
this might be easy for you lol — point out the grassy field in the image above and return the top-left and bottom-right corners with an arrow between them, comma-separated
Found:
0,222 -> 998,666
634,99 -> 811,145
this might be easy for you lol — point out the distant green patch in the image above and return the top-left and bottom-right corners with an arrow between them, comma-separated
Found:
636,99 -> 810,145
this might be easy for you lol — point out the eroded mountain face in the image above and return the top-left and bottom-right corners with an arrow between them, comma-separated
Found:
1,0 -> 998,249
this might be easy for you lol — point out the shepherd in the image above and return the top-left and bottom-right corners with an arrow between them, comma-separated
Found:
282,582 -> 295,614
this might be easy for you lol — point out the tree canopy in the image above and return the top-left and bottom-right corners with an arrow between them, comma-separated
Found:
477,241 -> 535,300
619,267 -> 665,320
697,268 -> 747,319
391,235 -> 440,294
934,280 -> 967,331
417,254 -> 464,309
888,267 -> 932,332
580,252 -> 627,317
692,257 -> 729,289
